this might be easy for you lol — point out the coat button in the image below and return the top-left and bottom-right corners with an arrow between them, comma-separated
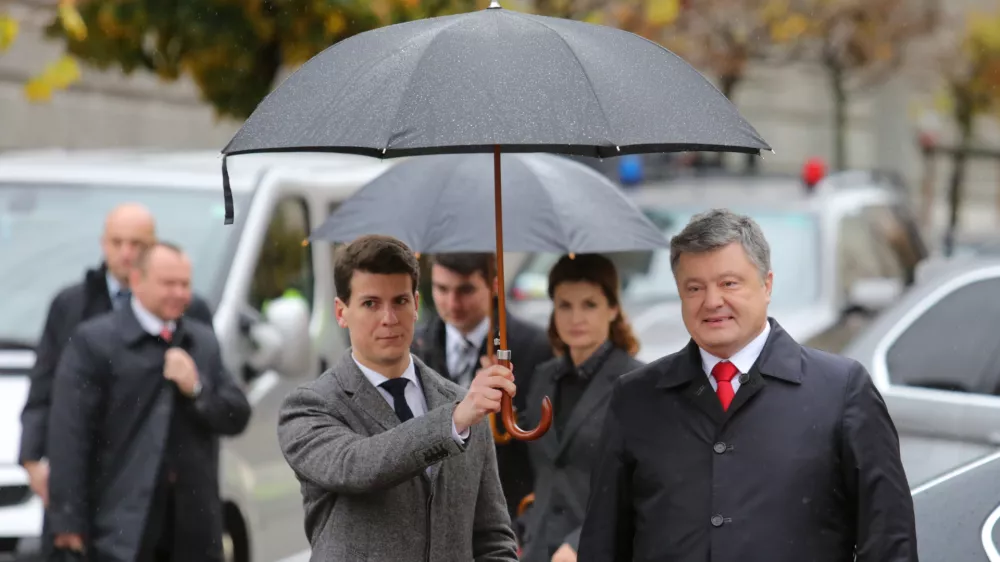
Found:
713,442 -> 727,454
711,514 -> 724,527
739,374 -> 750,384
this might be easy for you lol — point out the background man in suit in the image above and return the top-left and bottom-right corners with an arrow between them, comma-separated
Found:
412,252 -> 552,525
18,203 -> 213,552
46,242 -> 250,561
578,209 -> 917,562
278,235 -> 518,562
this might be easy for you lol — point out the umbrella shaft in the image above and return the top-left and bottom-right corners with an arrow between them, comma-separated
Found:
493,145 -> 509,351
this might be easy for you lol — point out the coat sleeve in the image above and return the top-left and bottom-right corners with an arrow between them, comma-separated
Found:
577,379 -> 635,562
46,327 -> 105,536
191,334 -> 251,436
841,361 -> 918,562
18,293 -> 68,464
277,386 -> 468,494
471,423 -> 519,562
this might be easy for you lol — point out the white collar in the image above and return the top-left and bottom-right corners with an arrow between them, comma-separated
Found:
130,297 -> 177,336
700,320 -> 771,376
445,316 -> 491,353
353,353 -> 420,391
106,271 -> 124,298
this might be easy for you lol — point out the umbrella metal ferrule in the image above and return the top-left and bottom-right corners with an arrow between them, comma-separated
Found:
496,349 -> 512,360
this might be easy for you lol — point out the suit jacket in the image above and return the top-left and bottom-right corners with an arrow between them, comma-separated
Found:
277,352 -> 518,562
577,318 -> 917,562
19,263 -> 214,465
411,310 -> 553,523
46,304 -> 250,562
519,345 -> 643,562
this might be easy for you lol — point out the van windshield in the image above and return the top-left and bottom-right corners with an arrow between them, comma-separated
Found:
0,183 -> 247,346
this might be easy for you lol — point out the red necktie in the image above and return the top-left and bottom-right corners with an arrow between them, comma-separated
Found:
712,361 -> 739,411
160,327 -> 173,343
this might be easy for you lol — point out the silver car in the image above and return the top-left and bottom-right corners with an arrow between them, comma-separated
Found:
842,257 -> 1000,487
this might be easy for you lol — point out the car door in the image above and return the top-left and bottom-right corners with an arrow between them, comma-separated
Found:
227,194 -> 315,562
874,271 -> 1000,485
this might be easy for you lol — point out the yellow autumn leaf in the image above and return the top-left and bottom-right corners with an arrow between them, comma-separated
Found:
24,78 -> 53,102
582,11 -> 603,25
324,12 -> 346,36
0,13 -> 18,52
968,13 -> 1000,51
645,0 -> 680,26
42,56 -> 81,89
770,14 -> 810,44
58,1 -> 88,41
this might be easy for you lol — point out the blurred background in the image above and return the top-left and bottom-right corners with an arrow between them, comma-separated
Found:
3,1 -> 1000,561
2,0 -> 999,243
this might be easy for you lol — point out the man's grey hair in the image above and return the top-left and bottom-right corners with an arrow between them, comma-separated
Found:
669,209 -> 771,280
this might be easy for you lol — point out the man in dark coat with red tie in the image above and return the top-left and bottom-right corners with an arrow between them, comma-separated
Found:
578,209 -> 917,562
46,242 -> 250,562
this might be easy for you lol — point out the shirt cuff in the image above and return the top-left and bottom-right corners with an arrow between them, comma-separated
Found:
451,421 -> 470,443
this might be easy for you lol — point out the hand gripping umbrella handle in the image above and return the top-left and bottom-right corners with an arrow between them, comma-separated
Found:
497,348 -> 552,441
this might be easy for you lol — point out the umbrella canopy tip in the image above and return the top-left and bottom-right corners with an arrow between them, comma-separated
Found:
488,0 -> 501,8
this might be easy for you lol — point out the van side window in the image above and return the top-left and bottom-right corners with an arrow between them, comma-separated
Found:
250,197 -> 314,312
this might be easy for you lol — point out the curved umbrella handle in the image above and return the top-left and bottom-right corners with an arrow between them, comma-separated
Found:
497,353 -> 552,441
488,412 -> 513,444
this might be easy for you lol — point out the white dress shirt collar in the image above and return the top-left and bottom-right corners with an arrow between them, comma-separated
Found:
700,321 -> 771,391
445,316 -> 490,355
130,297 -> 177,336
352,353 -> 421,394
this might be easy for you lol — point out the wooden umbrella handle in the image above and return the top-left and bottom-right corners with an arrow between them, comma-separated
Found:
497,351 -> 552,441
488,412 -> 513,444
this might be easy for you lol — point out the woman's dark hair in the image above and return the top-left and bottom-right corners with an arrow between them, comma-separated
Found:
546,253 -> 639,356
333,235 -> 419,304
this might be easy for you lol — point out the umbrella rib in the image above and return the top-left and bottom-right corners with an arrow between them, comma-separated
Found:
504,11 -> 616,146
383,17 -> 471,152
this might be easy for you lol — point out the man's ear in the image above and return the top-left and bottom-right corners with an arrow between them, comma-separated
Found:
414,291 -> 420,321
491,276 -> 499,295
335,297 -> 348,328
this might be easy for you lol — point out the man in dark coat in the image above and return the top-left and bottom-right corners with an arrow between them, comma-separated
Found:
18,203 -> 213,512
578,209 -> 917,562
46,242 -> 251,562
411,253 -> 553,526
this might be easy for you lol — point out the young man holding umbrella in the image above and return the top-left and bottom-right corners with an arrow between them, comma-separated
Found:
278,235 -> 519,562
412,252 -> 553,528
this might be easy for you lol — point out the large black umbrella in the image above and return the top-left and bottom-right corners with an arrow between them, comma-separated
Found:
220,1 -> 771,441
311,152 -> 670,253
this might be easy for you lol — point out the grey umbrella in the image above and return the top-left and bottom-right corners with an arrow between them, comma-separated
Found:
311,152 -> 669,253
220,1 -> 771,441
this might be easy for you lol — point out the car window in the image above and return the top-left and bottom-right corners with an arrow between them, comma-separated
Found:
863,205 -> 924,284
249,197 -> 315,312
837,211 -> 899,296
886,277 -> 1000,394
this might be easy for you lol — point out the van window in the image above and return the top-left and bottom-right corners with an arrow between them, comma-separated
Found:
249,197 -> 314,312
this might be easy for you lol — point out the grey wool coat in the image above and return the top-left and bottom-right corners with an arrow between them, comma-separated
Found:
277,352 -> 518,562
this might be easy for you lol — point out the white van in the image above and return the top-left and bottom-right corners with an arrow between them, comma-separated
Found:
0,149 -> 394,561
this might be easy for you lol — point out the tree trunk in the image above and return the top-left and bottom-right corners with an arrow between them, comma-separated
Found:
830,63 -> 848,171
943,99 -> 974,257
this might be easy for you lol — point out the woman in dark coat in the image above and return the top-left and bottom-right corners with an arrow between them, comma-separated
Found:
518,254 -> 644,562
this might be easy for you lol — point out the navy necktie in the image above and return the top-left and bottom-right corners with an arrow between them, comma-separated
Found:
115,289 -> 131,309
380,378 -> 414,422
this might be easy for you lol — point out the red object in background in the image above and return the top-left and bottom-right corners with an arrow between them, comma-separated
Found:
802,157 -> 826,189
